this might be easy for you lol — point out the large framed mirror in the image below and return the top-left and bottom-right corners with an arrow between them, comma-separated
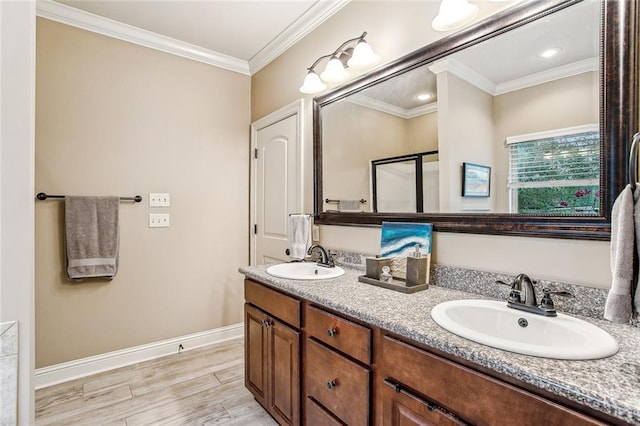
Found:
313,0 -> 638,241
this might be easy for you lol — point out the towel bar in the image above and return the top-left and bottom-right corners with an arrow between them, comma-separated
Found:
325,198 -> 367,204
36,192 -> 142,203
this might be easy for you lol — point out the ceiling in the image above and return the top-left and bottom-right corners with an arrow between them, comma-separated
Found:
354,0 -> 599,113
48,0 -> 350,74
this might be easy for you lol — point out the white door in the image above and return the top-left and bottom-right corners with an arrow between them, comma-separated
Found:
251,101 -> 303,265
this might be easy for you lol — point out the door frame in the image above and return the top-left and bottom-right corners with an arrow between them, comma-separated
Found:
249,99 -> 304,266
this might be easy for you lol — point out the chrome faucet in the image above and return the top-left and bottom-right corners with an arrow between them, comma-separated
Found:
307,245 -> 335,268
496,273 -> 573,317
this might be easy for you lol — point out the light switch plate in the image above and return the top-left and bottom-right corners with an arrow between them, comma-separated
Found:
149,193 -> 170,207
149,213 -> 170,228
312,225 -> 320,242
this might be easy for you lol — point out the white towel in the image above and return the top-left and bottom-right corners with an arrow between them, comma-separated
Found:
605,184 -> 635,322
288,215 -> 311,260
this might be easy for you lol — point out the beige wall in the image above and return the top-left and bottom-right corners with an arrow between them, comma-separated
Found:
438,73 -> 495,212
323,101 -> 408,210
35,19 -> 251,367
407,112 -> 438,153
251,1 -> 611,288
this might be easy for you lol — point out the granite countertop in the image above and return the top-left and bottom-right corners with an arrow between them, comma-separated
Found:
239,264 -> 640,425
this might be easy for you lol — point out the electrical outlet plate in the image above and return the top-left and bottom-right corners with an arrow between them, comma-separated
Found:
149,213 -> 170,228
149,193 -> 170,207
312,225 -> 320,242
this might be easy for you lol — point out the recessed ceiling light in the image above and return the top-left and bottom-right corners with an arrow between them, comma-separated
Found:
540,47 -> 561,59
417,93 -> 432,101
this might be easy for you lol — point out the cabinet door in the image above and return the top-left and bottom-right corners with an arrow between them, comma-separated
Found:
382,379 -> 468,426
245,304 -> 268,407
269,317 -> 301,426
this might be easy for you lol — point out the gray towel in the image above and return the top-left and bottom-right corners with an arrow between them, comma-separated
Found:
338,200 -> 361,211
288,214 -> 311,260
635,186 -> 640,316
605,184 -> 634,322
65,196 -> 120,280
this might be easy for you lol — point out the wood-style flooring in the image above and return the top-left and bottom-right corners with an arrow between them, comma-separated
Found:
35,337 -> 277,425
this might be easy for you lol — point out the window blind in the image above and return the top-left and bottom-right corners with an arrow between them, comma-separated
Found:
508,131 -> 600,187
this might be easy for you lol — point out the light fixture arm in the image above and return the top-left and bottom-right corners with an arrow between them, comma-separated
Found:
308,53 -> 336,72
307,32 -> 368,71
331,31 -> 367,58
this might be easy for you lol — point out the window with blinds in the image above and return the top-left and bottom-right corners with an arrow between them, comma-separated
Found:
506,125 -> 600,215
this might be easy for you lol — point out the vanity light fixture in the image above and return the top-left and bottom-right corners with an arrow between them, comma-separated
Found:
299,32 -> 379,95
432,0 -> 479,32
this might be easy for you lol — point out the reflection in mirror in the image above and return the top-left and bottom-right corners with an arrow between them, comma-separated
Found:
372,151 -> 439,213
322,0 -> 600,216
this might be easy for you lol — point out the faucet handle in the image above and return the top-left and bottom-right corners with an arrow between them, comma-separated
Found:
496,280 -> 522,303
540,288 -> 574,310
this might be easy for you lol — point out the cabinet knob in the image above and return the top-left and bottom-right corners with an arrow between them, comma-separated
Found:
327,328 -> 338,337
326,380 -> 337,390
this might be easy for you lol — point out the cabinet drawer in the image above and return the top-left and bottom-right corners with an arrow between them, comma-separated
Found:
381,378 -> 468,426
305,397 -> 344,426
382,335 -> 606,426
244,279 -> 301,328
305,305 -> 371,364
306,339 -> 370,426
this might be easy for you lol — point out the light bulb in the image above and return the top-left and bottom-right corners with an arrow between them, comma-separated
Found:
299,70 -> 326,94
320,57 -> 348,83
432,0 -> 479,32
347,40 -> 379,70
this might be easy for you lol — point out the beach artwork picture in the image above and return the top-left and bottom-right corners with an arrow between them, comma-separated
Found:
380,222 -> 433,280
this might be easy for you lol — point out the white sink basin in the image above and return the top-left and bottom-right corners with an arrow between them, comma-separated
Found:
430,299 -> 618,360
266,263 -> 345,280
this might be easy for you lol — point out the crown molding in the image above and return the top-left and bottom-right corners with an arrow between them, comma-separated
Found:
429,56 -> 598,97
36,0 -> 251,75
495,57 -> 599,95
406,103 -> 438,119
248,0 -> 351,74
428,58 -> 496,94
348,94 -> 437,119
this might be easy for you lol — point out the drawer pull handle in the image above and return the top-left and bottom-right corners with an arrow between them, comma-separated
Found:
393,383 -> 402,393
327,328 -> 338,337
326,380 -> 337,390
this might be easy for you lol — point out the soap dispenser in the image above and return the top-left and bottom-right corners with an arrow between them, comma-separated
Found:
406,244 -> 429,287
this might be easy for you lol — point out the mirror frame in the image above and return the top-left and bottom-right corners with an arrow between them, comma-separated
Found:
313,0 -> 638,241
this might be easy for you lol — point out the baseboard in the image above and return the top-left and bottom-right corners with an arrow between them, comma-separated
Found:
35,323 -> 244,390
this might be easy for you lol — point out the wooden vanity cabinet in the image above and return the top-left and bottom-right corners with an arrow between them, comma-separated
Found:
244,280 -> 301,425
244,278 -> 618,426
380,334 -> 608,426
